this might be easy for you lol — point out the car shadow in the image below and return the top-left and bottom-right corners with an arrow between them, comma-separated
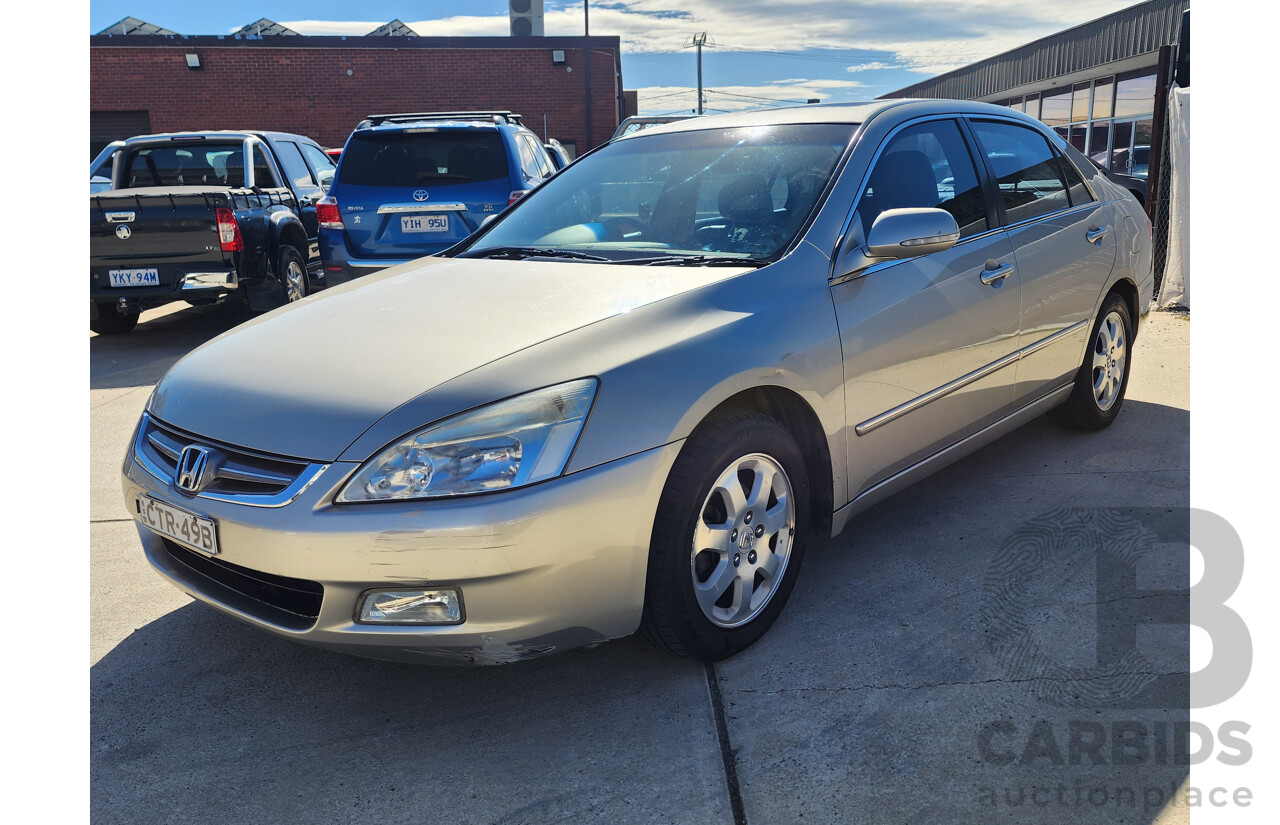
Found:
90,301 -> 253,391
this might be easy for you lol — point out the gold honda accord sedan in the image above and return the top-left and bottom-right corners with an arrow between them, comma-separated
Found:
123,100 -> 1153,663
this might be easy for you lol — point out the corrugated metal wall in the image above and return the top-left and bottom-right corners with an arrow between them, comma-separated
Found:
886,0 -> 1190,99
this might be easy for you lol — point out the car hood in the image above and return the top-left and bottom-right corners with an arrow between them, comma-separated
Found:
147,255 -> 747,461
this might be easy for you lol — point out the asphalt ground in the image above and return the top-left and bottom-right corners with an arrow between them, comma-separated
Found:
90,301 -> 1191,825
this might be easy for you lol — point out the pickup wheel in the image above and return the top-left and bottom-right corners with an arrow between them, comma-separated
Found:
278,246 -> 308,304
90,301 -> 140,335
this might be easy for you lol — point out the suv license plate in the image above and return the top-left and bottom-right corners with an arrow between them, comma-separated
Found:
135,495 -> 219,556
108,268 -> 160,287
401,215 -> 448,233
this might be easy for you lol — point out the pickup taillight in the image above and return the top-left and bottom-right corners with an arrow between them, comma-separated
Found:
508,190 -> 530,206
215,208 -> 243,252
316,197 -> 344,229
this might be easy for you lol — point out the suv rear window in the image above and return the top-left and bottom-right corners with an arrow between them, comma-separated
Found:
338,131 -> 509,187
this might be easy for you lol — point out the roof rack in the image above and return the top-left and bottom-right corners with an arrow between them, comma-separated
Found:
360,111 -> 524,128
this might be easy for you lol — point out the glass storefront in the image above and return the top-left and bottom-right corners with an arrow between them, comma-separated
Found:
994,68 -> 1156,179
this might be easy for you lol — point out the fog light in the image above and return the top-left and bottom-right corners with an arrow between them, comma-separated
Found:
357,588 -> 463,625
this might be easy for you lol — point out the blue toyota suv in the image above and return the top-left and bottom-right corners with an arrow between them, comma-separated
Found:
317,111 -> 557,284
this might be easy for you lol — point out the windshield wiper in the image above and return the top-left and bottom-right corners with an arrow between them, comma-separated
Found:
469,247 -> 610,262
635,254 -> 770,267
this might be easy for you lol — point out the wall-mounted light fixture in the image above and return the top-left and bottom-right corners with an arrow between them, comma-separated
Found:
185,53 -> 201,70
551,49 -> 566,65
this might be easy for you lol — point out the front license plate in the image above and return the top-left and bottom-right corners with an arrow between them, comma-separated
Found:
108,268 -> 160,287
401,214 -> 449,233
134,495 -> 219,556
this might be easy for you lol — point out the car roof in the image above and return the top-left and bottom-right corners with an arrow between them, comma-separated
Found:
353,112 -> 529,133
618,99 -> 1043,139
119,130 -> 318,146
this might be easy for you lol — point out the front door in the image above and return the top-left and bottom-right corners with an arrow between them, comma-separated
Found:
829,118 -> 1023,499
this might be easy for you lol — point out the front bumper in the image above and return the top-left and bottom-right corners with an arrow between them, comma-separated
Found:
123,438 -> 682,664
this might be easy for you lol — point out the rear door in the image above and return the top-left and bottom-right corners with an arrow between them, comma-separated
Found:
334,128 -> 512,258
274,139 -> 326,263
966,118 -> 1118,407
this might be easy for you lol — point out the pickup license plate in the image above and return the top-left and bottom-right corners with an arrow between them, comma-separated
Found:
134,495 -> 219,556
401,215 -> 449,233
108,268 -> 160,287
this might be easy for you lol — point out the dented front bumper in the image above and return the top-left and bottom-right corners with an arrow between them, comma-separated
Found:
123,441 -> 682,664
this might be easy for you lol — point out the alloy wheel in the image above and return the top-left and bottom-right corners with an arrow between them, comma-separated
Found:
690,453 -> 796,628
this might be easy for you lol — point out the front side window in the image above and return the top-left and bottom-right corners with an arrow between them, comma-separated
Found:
462,123 -> 854,263
856,119 -> 988,239
969,121 -> 1070,225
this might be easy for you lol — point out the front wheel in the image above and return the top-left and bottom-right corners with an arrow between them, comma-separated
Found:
1049,293 -> 1133,429
642,410 -> 809,661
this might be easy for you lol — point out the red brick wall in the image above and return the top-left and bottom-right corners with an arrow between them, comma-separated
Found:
90,42 -> 620,153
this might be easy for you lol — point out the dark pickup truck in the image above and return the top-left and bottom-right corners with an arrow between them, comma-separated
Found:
90,130 -> 337,334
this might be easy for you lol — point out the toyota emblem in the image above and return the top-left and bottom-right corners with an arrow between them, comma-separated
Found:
116,225 -> 132,240
412,190 -> 430,202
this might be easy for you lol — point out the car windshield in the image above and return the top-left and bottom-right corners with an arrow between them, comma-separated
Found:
461,123 -> 855,264
338,130 -> 509,187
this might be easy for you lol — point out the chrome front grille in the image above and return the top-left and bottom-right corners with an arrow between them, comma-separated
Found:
133,413 -> 327,507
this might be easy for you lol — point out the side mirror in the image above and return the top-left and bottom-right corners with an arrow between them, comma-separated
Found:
867,208 -> 960,258
835,207 -> 961,279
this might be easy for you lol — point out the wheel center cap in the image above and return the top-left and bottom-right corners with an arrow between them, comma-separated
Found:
738,530 -> 757,552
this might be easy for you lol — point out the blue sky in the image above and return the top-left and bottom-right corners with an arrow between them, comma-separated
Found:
89,1 -> 1146,113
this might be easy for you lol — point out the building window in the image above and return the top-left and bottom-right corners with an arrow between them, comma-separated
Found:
1091,76 -> 1114,120
1070,82 -> 1091,123
1039,86 -> 1071,127
1114,70 -> 1157,119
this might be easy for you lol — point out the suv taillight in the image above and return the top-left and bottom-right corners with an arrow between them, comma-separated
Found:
316,197 -> 344,229
215,208 -> 243,252
508,190 -> 530,206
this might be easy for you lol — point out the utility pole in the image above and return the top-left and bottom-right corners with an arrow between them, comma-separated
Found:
583,1 -> 593,148
584,1 -> 589,36
691,32 -> 708,115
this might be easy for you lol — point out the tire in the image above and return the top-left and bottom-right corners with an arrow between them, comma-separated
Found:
90,301 -> 140,335
278,246 -> 308,304
642,409 -> 809,661
1049,293 -> 1133,430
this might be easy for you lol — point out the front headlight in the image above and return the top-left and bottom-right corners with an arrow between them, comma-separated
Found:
337,378 -> 597,502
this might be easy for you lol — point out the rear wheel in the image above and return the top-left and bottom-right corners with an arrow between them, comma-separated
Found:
1049,293 -> 1133,429
90,301 -> 140,335
279,246 -> 308,304
642,410 -> 809,661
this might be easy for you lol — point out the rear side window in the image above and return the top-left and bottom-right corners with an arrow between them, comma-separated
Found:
338,131 -> 508,187
969,121 -> 1070,224
121,143 -> 244,188
298,142 -> 337,187
275,141 -> 317,189
1057,150 -> 1095,207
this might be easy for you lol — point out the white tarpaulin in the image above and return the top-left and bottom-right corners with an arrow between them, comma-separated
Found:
1158,84 -> 1190,307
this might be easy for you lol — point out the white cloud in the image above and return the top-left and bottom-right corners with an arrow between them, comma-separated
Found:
286,1 -> 1144,74
636,77 -> 870,114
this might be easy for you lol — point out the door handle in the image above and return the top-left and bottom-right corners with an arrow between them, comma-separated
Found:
980,261 -> 1015,286
1086,226 -> 1110,245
